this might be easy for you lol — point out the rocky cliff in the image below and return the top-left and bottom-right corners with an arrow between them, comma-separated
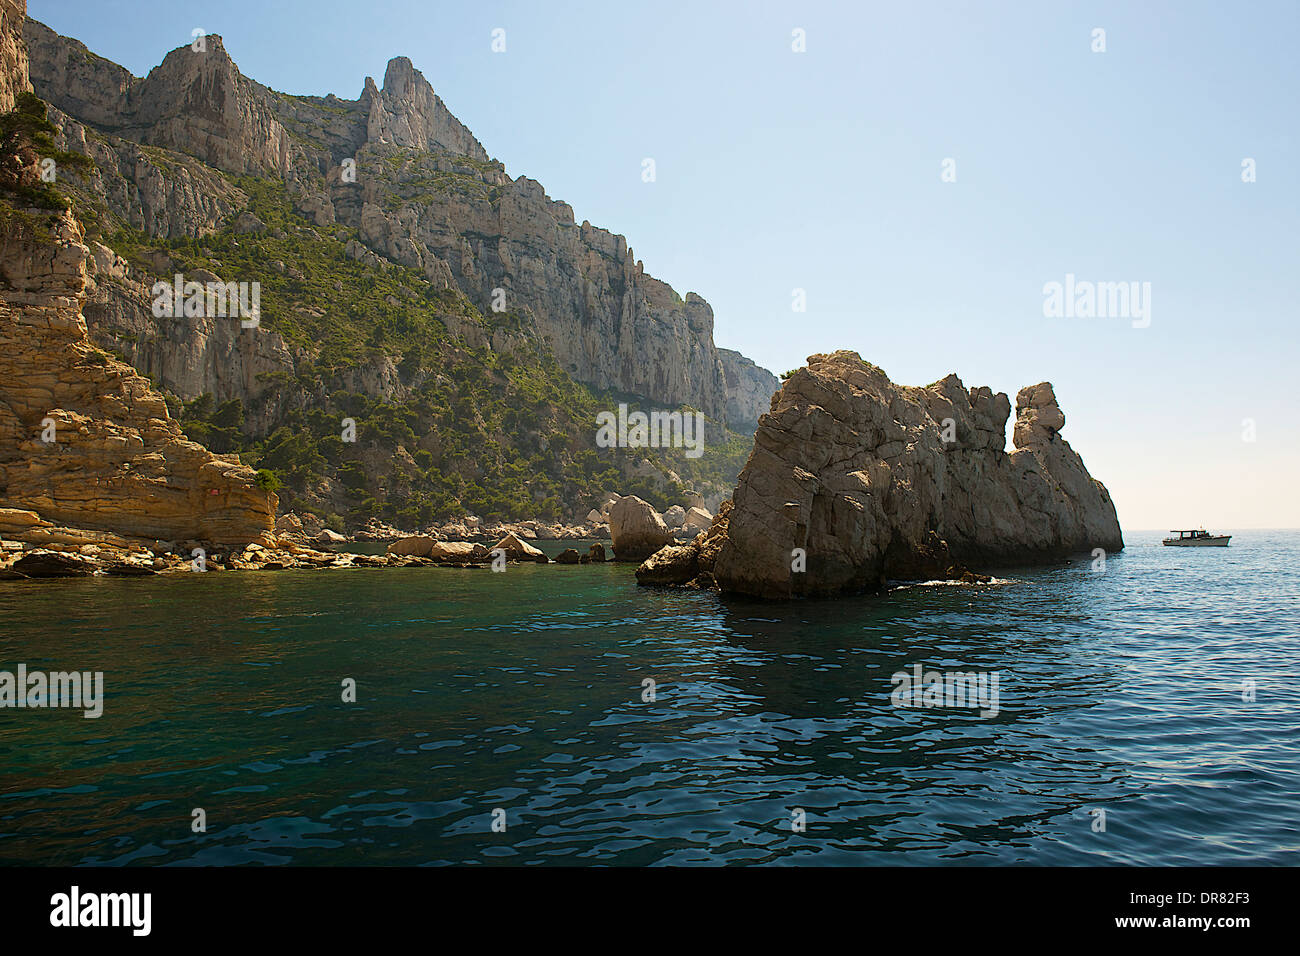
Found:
653,351 -> 1122,598
0,3 -> 277,552
718,348 -> 780,432
0,0 -> 27,114
23,18 -> 773,425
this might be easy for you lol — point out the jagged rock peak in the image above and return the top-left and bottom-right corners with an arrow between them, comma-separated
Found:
361,55 -> 487,159
24,17 -> 291,175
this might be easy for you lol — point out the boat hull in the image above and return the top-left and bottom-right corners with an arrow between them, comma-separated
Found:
1162,536 -> 1231,547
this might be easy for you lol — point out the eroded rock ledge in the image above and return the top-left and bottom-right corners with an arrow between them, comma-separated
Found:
0,209 -> 277,555
638,351 -> 1123,598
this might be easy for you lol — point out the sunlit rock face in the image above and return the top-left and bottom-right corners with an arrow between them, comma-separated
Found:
23,20 -> 770,424
711,351 -> 1123,598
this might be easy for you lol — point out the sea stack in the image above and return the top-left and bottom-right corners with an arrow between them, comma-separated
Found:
649,351 -> 1122,598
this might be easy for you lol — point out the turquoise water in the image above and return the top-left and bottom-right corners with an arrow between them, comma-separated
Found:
1,531 -> 1297,866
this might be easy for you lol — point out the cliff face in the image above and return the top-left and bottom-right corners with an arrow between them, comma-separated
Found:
718,348 -> 780,431
709,351 -> 1122,598
0,0 -> 28,114
0,209 -> 278,548
23,18 -> 771,424
0,5 -> 277,552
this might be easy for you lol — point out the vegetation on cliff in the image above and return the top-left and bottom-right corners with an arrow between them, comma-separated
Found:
67,165 -> 749,528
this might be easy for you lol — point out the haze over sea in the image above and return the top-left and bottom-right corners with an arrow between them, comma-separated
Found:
2,531 -> 1296,866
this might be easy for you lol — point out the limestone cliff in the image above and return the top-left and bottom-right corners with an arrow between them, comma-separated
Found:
23,18 -> 771,425
653,351 -> 1122,598
0,0 -> 28,114
0,4 -> 276,552
0,208 -> 277,549
718,348 -> 780,431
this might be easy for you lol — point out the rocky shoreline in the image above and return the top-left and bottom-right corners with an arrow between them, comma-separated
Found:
0,485 -> 716,579
0,530 -> 616,579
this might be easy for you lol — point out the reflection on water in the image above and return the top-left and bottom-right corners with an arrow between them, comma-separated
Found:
0,531 -> 1297,865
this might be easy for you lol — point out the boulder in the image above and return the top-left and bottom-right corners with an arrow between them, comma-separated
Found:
662,505 -> 687,529
587,542 -> 607,563
429,541 -> 490,563
634,501 -> 730,588
315,529 -> 347,546
608,495 -> 674,561
493,532 -> 547,563
635,544 -> 699,586
387,535 -> 435,557
275,513 -> 304,535
105,554 -> 158,576
12,549 -> 97,577
554,548 -> 581,564
682,506 -> 712,533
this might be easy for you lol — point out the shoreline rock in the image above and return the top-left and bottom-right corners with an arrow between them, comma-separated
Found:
608,495 -> 673,561
637,352 -> 1123,599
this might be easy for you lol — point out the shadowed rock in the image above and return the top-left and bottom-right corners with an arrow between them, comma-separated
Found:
608,495 -> 673,561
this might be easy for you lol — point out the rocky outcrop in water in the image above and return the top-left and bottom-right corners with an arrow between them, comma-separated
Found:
643,351 -> 1122,598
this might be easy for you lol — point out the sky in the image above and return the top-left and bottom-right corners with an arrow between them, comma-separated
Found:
30,0 -> 1300,530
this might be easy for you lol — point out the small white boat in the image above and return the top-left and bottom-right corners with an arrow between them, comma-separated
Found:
1162,529 -> 1231,547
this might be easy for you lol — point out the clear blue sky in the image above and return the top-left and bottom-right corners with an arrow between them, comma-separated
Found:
31,0 -> 1299,529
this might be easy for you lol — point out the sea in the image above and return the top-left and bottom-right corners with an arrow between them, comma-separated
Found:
1,530 -> 1296,866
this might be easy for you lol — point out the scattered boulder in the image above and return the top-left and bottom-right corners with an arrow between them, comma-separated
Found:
662,505 -> 687,529
12,549 -> 97,577
682,506 -> 712,533
105,554 -> 158,576
554,548 -> 581,564
275,513 -> 304,536
493,532 -> 548,563
587,542 -> 607,563
315,529 -> 347,546
635,501 -> 731,588
608,496 -> 674,561
429,541 -> 490,563
635,544 -> 699,585
387,535 -> 435,557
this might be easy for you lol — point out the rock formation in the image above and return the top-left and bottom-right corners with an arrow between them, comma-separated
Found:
492,531 -> 547,563
22,18 -> 774,426
0,0 -> 28,114
718,348 -> 780,432
635,500 -> 731,589
0,2 -> 276,554
608,495 -> 674,561
641,352 -> 1122,598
